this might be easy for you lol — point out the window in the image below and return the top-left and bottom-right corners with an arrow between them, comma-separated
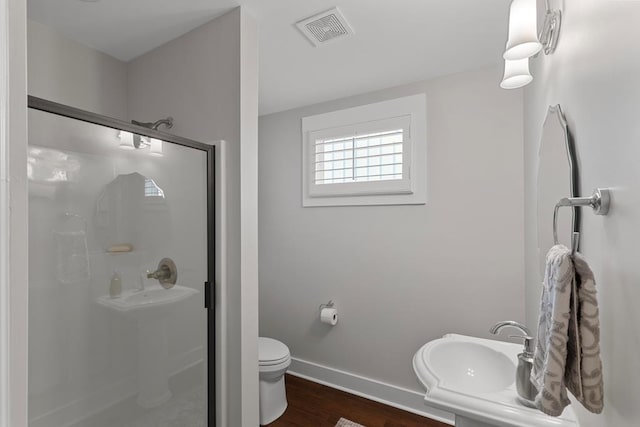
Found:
302,94 -> 426,206
316,127 -> 404,184
309,115 -> 411,197
144,178 -> 165,198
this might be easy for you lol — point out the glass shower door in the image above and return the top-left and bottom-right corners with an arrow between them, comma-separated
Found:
27,99 -> 215,427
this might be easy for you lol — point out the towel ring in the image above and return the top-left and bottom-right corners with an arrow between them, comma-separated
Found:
553,188 -> 611,254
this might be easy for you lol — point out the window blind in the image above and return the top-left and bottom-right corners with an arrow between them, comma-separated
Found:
314,129 -> 404,185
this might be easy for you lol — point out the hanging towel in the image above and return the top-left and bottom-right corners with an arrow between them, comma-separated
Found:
569,251 -> 604,413
531,244 -> 604,416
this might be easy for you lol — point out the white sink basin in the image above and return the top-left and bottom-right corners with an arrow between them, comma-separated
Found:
97,284 -> 198,314
428,340 -> 515,394
413,334 -> 578,427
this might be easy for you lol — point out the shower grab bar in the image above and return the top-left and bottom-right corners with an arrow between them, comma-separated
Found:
553,188 -> 611,255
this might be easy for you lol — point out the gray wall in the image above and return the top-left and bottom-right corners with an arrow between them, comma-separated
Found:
524,1 -> 640,426
27,20 -> 128,120
127,8 -> 259,426
259,66 -> 526,391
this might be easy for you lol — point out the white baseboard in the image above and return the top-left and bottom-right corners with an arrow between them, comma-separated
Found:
288,357 -> 454,426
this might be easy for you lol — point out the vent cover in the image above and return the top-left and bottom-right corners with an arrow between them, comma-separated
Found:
296,7 -> 354,47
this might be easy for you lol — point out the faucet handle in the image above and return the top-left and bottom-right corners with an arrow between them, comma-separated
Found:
508,334 -> 535,356
146,258 -> 177,289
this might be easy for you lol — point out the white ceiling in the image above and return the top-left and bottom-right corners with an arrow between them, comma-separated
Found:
28,0 -> 511,115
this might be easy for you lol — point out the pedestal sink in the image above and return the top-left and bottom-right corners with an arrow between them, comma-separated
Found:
413,334 -> 578,427
97,284 -> 198,408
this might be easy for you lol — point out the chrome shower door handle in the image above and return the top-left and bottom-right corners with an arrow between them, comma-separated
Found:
147,257 -> 178,289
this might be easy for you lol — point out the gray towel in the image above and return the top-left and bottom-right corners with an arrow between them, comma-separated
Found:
531,245 -> 604,416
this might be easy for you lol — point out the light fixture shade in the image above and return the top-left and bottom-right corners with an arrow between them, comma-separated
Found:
149,138 -> 163,156
504,0 -> 542,60
118,131 -> 135,150
500,59 -> 533,89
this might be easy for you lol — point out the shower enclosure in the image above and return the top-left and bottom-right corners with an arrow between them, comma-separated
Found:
27,97 -> 216,427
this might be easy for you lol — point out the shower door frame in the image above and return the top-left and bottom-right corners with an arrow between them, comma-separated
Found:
27,95 -> 217,427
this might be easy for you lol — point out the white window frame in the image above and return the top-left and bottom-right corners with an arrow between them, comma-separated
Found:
302,94 -> 427,207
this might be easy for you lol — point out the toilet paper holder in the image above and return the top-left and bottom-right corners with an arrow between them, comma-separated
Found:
319,300 -> 335,311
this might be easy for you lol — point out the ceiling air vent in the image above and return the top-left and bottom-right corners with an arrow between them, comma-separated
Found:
296,7 -> 354,47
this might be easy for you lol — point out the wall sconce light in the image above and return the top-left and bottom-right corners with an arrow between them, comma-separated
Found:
504,0 -> 541,60
119,131 -> 164,156
500,58 -> 533,89
149,138 -> 164,157
501,0 -> 562,89
134,135 -> 150,149
118,131 -> 135,150
538,1 -> 562,55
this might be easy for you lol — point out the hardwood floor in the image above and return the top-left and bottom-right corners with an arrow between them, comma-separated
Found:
266,374 -> 450,427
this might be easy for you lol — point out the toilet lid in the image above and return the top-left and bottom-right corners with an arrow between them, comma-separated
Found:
259,337 -> 290,365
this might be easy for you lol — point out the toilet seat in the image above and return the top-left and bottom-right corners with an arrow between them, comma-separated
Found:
260,355 -> 290,367
259,337 -> 290,366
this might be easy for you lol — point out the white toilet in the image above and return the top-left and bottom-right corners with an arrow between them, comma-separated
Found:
259,337 -> 291,425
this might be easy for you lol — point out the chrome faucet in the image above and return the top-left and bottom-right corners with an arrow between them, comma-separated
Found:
490,320 -> 537,407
